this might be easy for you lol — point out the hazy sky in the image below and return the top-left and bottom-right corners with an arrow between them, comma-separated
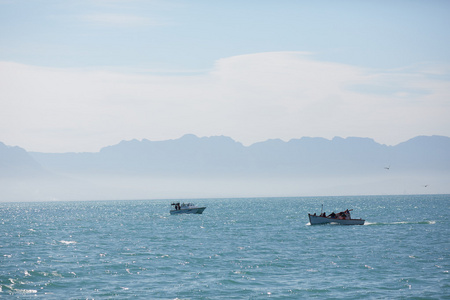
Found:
1,0 -> 449,152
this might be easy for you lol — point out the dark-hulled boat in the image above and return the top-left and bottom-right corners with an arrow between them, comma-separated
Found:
308,209 -> 365,225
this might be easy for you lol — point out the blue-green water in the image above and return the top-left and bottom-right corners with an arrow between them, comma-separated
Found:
1,195 -> 449,299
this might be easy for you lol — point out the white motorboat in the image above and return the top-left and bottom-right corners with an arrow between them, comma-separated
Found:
170,202 -> 206,215
308,209 -> 365,225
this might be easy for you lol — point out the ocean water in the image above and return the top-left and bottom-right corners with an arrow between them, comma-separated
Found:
1,195 -> 449,299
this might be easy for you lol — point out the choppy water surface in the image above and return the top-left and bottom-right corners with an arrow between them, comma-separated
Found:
1,195 -> 449,299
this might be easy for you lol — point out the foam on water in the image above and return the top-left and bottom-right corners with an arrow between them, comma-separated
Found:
365,220 -> 437,225
59,240 -> 77,245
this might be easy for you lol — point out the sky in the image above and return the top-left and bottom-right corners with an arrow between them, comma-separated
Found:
1,0 -> 450,153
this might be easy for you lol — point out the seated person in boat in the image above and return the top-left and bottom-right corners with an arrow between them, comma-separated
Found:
328,212 -> 337,219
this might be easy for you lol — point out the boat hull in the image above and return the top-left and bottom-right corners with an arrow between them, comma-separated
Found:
170,207 -> 206,215
308,214 -> 365,225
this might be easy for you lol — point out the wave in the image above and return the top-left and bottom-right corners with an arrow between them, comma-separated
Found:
0,285 -> 37,295
59,240 -> 77,245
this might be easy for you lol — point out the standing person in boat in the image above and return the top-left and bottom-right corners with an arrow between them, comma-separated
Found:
344,209 -> 350,219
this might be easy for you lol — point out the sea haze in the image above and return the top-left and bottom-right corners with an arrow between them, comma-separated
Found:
1,135 -> 450,201
0,195 -> 448,298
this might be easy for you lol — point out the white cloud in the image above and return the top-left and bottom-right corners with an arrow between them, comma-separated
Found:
1,52 -> 449,152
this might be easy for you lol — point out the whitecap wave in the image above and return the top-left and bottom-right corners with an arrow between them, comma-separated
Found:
59,240 -> 77,245
16,289 -> 37,294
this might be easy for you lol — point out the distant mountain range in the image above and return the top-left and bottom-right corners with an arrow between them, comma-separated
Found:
26,134 -> 450,176
1,135 -> 450,201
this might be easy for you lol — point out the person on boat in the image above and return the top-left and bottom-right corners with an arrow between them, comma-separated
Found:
344,209 -> 351,219
329,212 -> 337,219
320,212 -> 326,217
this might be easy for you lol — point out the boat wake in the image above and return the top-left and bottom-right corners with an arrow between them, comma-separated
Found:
364,221 -> 436,226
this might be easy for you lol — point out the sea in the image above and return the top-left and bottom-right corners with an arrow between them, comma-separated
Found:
1,195 -> 449,299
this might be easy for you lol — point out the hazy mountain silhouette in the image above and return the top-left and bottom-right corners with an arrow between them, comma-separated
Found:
0,142 -> 46,177
27,134 -> 450,177
1,135 -> 449,201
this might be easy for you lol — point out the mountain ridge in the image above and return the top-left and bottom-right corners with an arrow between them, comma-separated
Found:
1,135 -> 449,201
25,134 -> 450,175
